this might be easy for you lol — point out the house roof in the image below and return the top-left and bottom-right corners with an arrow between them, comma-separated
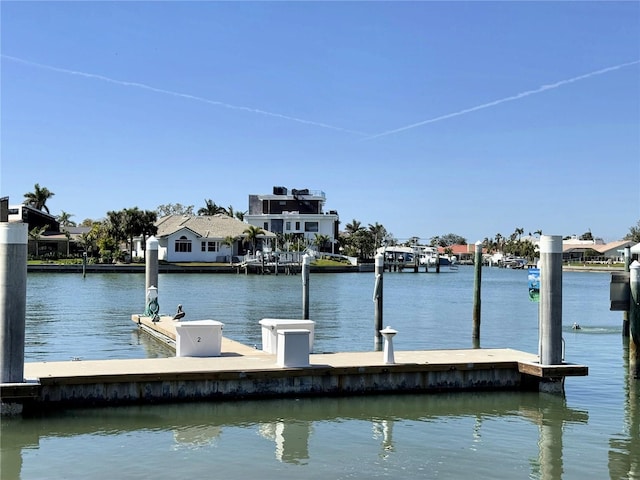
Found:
155,214 -> 276,239
562,240 -> 634,254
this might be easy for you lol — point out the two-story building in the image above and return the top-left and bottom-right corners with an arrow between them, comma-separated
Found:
244,186 -> 339,253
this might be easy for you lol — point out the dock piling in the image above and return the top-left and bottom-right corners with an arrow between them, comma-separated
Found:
629,261 -> 640,378
472,241 -> 482,347
623,246 -> 631,338
374,253 -> 384,350
145,236 -> 159,309
0,219 -> 28,384
302,254 -> 310,320
539,235 -> 563,366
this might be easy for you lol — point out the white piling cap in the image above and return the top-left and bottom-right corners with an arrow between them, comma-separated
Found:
539,235 -> 562,254
146,236 -> 159,250
0,222 -> 28,244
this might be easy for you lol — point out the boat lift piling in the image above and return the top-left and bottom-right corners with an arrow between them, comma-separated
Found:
302,254 -> 310,320
472,241 -> 482,348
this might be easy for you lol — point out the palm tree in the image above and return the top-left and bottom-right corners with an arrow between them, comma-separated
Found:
243,225 -> 265,253
23,183 -> 55,213
198,199 -> 227,216
345,219 -> 362,234
368,222 -> 387,250
314,233 -> 330,253
28,224 -> 48,258
515,227 -> 524,241
57,211 -> 76,227
221,235 -> 237,263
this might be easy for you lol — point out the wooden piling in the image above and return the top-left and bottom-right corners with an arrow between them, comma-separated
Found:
539,235 -> 563,366
302,254 -> 310,320
145,236 -> 159,308
623,246 -> 631,337
0,221 -> 28,383
472,241 -> 482,346
374,253 -> 384,350
629,261 -> 640,378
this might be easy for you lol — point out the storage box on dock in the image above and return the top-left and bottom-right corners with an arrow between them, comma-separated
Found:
259,319 -> 315,354
277,329 -> 311,367
175,320 -> 224,357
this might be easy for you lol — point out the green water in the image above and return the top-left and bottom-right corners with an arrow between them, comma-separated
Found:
1,267 -> 638,479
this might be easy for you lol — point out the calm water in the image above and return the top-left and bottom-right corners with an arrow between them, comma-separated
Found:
1,267 -> 638,479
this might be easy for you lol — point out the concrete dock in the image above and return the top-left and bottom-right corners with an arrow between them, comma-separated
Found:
0,315 -> 588,414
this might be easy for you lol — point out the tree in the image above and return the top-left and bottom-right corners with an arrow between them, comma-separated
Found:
579,230 -> 594,241
345,219 -> 363,234
23,183 -> 55,213
198,199 -> 227,216
156,203 -> 194,217
28,224 -> 48,258
226,205 -> 248,221
432,233 -> 467,247
57,211 -> 76,227
368,222 -> 387,250
221,236 -> 237,263
243,225 -> 265,253
515,227 -> 524,241
313,233 -> 330,252
139,210 -> 158,253
624,220 -> 640,243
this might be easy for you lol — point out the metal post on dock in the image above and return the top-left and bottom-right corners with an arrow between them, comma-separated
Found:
539,235 -> 563,366
472,241 -> 482,347
629,260 -> 640,378
623,246 -> 631,338
302,253 -> 310,320
0,215 -> 28,384
145,236 -> 159,310
374,252 -> 384,350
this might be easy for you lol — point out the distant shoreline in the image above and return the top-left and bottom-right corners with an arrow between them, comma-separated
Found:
26,263 -> 623,274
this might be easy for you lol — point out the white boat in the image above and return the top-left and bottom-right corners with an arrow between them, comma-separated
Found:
415,246 -> 457,267
376,246 -> 458,269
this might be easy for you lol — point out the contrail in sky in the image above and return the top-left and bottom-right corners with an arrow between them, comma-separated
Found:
362,60 -> 640,141
1,54 -> 370,137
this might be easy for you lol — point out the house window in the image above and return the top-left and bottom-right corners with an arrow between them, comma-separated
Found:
264,222 -> 269,230
175,236 -> 192,253
305,222 -> 319,233
295,221 -> 300,230
201,241 -> 218,252
285,221 -> 291,231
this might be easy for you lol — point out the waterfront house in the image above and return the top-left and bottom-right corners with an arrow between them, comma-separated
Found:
562,239 -> 635,263
7,203 -> 90,258
244,186 -> 340,253
149,214 -> 276,263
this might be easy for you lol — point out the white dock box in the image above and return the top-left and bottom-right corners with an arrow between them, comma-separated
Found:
276,329 -> 311,367
175,320 -> 224,357
259,318 -> 315,354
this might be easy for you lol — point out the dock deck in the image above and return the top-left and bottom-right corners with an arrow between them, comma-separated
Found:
0,316 -> 588,413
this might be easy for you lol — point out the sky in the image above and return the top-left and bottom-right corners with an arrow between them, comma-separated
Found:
1,1 -> 639,244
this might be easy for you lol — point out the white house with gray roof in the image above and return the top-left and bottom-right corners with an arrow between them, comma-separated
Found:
148,214 -> 276,262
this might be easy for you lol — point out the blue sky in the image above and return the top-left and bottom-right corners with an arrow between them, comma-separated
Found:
1,1 -> 638,243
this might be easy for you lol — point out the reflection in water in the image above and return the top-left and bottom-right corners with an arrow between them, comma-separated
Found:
608,340 -> 640,480
372,419 -> 395,458
258,421 -> 312,464
1,392 -> 590,479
